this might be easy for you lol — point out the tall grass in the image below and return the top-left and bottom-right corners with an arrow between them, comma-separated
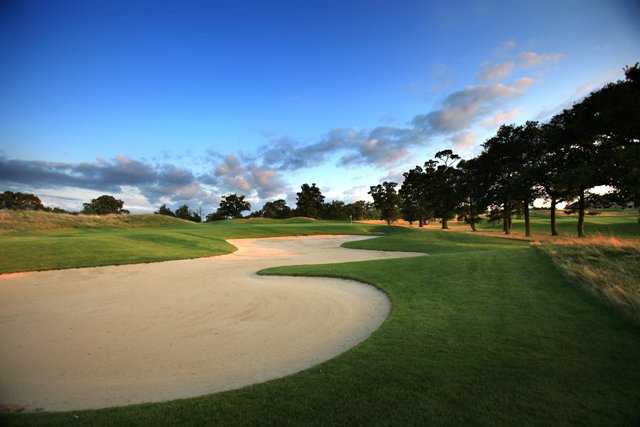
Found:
0,210 -> 192,232
540,236 -> 640,323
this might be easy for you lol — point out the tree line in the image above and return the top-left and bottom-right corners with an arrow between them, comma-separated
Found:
368,63 -> 639,237
156,183 -> 381,222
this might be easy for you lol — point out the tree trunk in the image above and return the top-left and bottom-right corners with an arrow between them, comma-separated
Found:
550,197 -> 558,236
503,203 -> 511,235
577,191 -> 585,238
442,217 -> 448,229
468,199 -> 476,232
419,217 -> 424,227
386,218 -> 391,226
524,199 -> 531,237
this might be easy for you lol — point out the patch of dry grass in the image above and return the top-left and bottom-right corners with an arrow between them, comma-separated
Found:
0,210 -> 191,232
540,236 -> 640,323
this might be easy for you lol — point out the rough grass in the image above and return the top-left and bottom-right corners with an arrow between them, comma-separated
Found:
0,210 -> 192,232
4,229 -> 640,426
540,236 -> 640,323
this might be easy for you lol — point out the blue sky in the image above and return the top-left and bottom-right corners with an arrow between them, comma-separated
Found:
1,0 -> 639,212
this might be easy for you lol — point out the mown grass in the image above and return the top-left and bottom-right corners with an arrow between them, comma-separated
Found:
0,211 -> 383,273
4,228 -> 640,426
477,209 -> 640,238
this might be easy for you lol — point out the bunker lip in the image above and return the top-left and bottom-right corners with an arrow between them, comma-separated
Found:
0,235 -> 424,412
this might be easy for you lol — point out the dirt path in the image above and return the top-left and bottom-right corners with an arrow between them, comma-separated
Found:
0,235 -> 423,412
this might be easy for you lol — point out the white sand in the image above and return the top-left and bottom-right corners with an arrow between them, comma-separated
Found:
0,235 -> 423,412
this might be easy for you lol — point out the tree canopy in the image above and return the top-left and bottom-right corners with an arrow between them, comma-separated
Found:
296,183 -> 325,218
82,195 -> 129,215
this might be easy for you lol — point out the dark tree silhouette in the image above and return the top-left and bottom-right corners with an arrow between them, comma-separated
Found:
456,157 -> 489,231
369,181 -> 400,225
175,204 -> 201,222
155,204 -> 175,217
400,165 -> 432,226
579,63 -> 640,223
296,183 -> 325,218
217,194 -> 251,218
261,199 -> 291,218
431,150 -> 461,229
82,195 -> 128,215
1,191 -> 45,210
321,200 -> 349,220
539,120 -> 573,235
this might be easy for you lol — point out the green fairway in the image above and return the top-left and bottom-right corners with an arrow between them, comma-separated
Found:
3,219 -> 640,426
0,215 -> 381,274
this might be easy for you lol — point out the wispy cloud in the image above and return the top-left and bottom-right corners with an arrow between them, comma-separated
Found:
450,131 -> 477,151
481,108 -> 521,128
519,51 -> 566,67
477,61 -> 515,81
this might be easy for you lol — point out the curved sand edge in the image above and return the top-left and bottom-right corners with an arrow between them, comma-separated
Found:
0,235 -> 424,412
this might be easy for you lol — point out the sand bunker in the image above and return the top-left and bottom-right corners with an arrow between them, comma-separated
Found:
0,235 -> 423,412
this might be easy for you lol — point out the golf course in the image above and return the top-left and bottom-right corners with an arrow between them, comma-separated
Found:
1,211 -> 639,426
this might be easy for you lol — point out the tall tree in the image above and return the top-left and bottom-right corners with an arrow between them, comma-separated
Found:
481,125 -> 531,235
581,63 -> 640,222
82,195 -> 128,215
431,150 -> 461,230
368,181 -> 400,225
400,165 -> 433,226
553,106 -> 603,237
456,157 -> 489,232
217,194 -> 251,218
296,183 -> 325,218
539,119 -> 573,235
512,122 -> 545,237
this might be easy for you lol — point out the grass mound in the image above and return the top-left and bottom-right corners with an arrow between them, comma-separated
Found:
540,236 -> 640,323
0,210 -> 192,233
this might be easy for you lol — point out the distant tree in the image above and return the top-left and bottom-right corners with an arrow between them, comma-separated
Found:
295,183 -> 325,218
1,191 -> 45,210
82,195 -> 128,215
261,199 -> 291,218
155,204 -> 175,217
369,181 -> 400,225
321,200 -> 348,220
399,166 -> 429,226
217,194 -> 251,218
174,204 -> 201,222
205,211 -> 226,222
346,200 -> 366,220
